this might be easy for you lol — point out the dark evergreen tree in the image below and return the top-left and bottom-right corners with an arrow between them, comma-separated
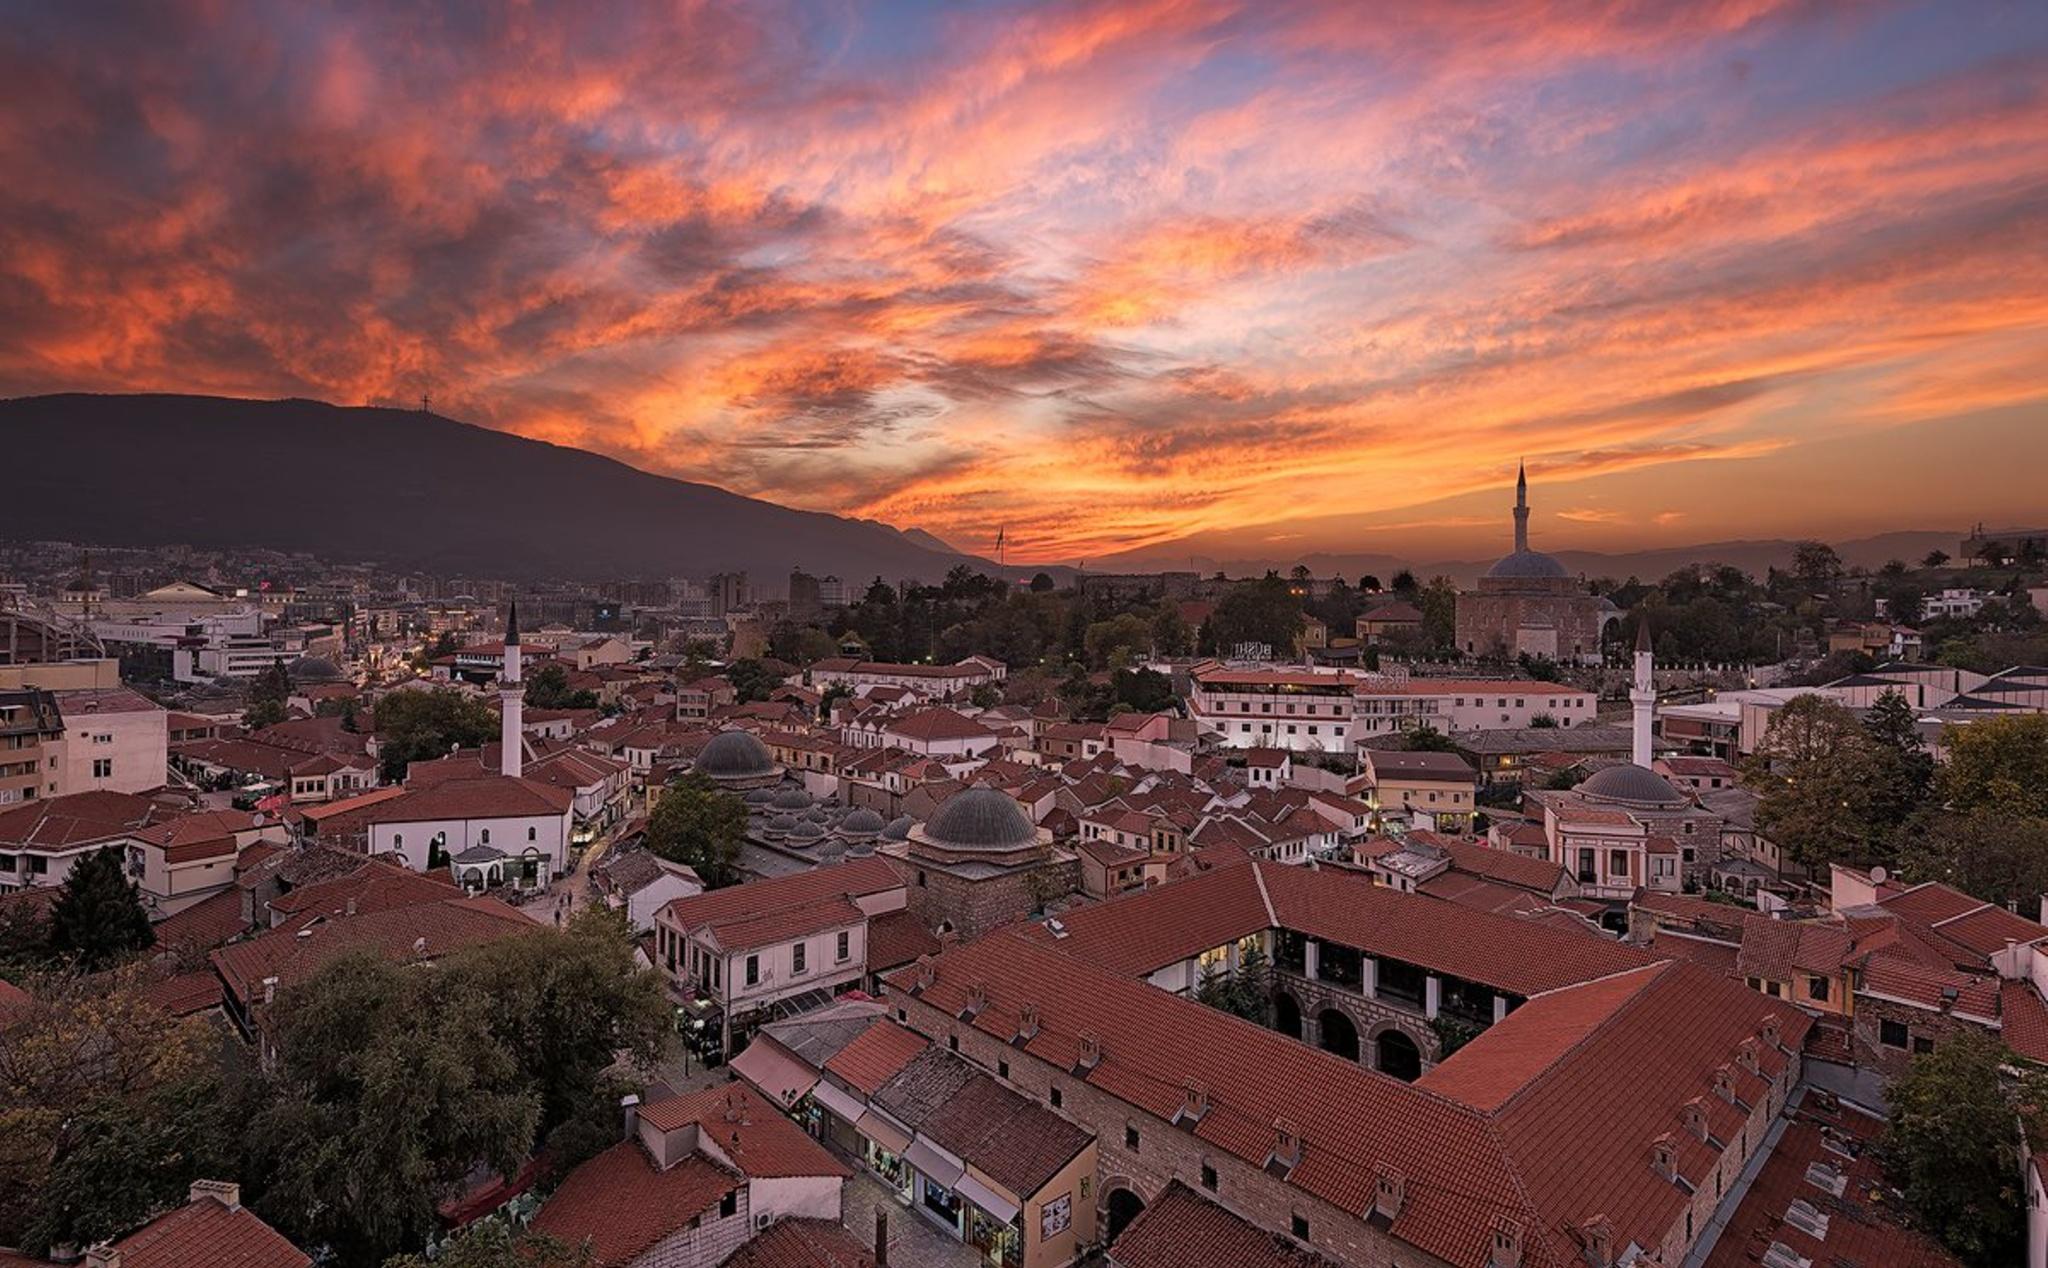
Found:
46,848 -> 154,970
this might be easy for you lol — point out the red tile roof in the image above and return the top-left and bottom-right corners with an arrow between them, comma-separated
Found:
531,1146 -> 736,1267
660,857 -> 900,938
110,1193 -> 310,1268
211,894 -> 535,1003
2004,980 -> 2048,1064
1110,1181 -> 1337,1268
864,908 -> 939,972
362,774 -> 573,823
638,1083 -> 851,1181
152,887 -> 251,958
823,1020 -> 929,1097
723,1219 -> 877,1268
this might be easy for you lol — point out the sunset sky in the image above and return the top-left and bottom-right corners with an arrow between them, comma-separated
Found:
3,1 -> 2044,565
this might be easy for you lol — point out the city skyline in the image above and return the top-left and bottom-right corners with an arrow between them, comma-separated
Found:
3,1 -> 2045,565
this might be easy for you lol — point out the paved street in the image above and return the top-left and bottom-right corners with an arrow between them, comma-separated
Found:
841,1169 -> 983,1268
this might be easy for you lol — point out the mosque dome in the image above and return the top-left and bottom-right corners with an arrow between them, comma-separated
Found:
789,820 -> 825,843
286,655 -> 346,683
764,813 -> 799,838
770,787 -> 813,811
922,788 -> 1037,853
1579,764 -> 1687,808
744,788 -> 777,806
883,816 -> 914,841
696,730 -> 774,780
1484,549 -> 1570,581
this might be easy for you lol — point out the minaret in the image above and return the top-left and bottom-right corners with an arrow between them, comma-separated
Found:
1512,460 -> 1531,554
500,602 -> 524,779
1630,619 -> 1655,769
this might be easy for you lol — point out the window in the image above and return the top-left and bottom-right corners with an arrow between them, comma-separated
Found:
917,870 -> 927,888
479,829 -> 490,844
745,955 -> 760,986
1576,848 -> 1596,883
1050,1085 -> 1062,1108
1291,1213 -> 1309,1240
1880,1019 -> 1908,1048
837,930 -> 850,962
896,1007 -> 907,1022
1609,849 -> 1629,878
719,1191 -> 737,1219
1912,1036 -> 1934,1055
998,1059 -> 1010,1080
1125,1125 -> 1140,1151
1808,975 -> 1830,1003
792,942 -> 807,975
947,1034 -> 959,1051
1200,1161 -> 1218,1191
528,826 -> 537,841
91,759 -> 112,779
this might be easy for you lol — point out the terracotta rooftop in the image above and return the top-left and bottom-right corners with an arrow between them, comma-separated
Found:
723,1219 -> 877,1268
1109,1181 -> 1339,1268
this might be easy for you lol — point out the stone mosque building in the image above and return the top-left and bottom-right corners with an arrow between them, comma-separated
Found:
1453,463 -> 1619,664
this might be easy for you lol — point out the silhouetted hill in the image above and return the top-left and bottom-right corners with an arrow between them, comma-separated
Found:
0,394 -> 995,587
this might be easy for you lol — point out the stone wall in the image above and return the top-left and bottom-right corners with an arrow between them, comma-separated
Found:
889,855 -> 1079,941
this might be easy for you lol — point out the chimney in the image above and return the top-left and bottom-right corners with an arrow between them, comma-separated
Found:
261,975 -> 278,1005
1372,1166 -> 1405,1221
1680,1098 -> 1708,1142
1270,1118 -> 1302,1172
874,1208 -> 889,1266
1489,1217 -> 1524,1268
1077,1031 -> 1103,1070
1650,1133 -> 1678,1183
1712,1064 -> 1736,1104
1759,1013 -> 1781,1048
963,982 -> 987,1019
621,1093 -> 641,1141
914,955 -> 936,992
344,895 -> 357,917
1736,1037 -> 1760,1076
1016,1003 -> 1041,1042
1579,1215 -> 1615,1268
188,1179 -> 240,1211
83,1247 -> 120,1268
1178,1081 -> 1209,1125
723,1088 -> 745,1123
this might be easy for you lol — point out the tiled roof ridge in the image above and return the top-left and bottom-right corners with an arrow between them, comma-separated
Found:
1474,962 -> 1672,1119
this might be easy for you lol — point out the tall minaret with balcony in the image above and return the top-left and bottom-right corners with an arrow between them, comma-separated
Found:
500,602 -> 524,779
1630,618 -> 1655,768
1512,459 -> 1530,553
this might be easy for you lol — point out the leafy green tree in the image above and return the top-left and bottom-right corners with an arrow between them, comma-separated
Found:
1860,690 -> 1934,834
1208,574 -> 1304,657
1791,540 -> 1845,590
1226,943 -> 1273,1023
385,1223 -> 595,1268
1029,572 -> 1055,593
1938,713 -> 2048,818
1358,574 -> 1383,593
243,659 -> 291,728
249,955 -> 540,1265
1390,570 -> 1417,595
524,663 -> 599,710
1922,550 -> 1950,568
1899,812 -> 2048,908
1111,667 -> 1176,714
46,848 -> 154,970
373,688 -> 498,781
1402,725 -> 1458,753
726,658 -> 785,703
1746,695 -> 1890,871
1882,1030 -> 2037,1263
0,970 -> 230,1254
645,773 -> 747,888
1083,613 -> 1152,669
1149,605 -> 1191,657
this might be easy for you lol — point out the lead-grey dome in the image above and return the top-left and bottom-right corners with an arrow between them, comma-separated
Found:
789,820 -> 825,842
770,787 -> 813,811
697,729 -> 773,779
883,816 -> 913,841
287,655 -> 345,683
1484,549 -> 1569,580
841,807 -> 887,836
923,788 -> 1036,852
1579,763 -> 1686,807
744,787 -> 777,806
764,813 -> 799,837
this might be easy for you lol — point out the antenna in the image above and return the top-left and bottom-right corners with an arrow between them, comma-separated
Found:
420,391 -> 431,414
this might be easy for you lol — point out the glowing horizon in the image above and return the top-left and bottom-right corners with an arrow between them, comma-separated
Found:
2,2 -> 2044,565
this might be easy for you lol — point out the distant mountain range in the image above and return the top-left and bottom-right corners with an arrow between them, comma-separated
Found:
1088,532 -> 1970,587
0,394 -> 1009,589
0,393 -> 1975,591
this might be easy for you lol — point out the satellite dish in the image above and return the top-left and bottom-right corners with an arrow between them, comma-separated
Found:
1869,866 -> 1889,885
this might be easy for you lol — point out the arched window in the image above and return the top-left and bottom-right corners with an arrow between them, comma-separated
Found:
528,826 -> 537,841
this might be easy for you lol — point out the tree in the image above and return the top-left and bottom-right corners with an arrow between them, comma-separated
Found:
1029,572 -> 1055,593
0,971 -> 232,1254
1882,1030 -> 2037,1263
524,663 -> 599,711
1938,714 -> 2048,819
385,1223 -> 595,1268
1226,943 -> 1273,1023
243,659 -> 291,728
1110,667 -> 1175,714
1860,690 -> 1934,836
248,955 -> 541,1265
726,658 -> 784,704
1149,605 -> 1191,658
1358,574 -> 1382,593
1402,725 -> 1458,753
1899,812 -> 2048,908
373,688 -> 498,782
1746,695 -> 1892,871
1417,576 -> 1457,651
46,848 -> 153,970
1083,614 -> 1152,669
1208,574 -> 1304,658
1923,550 -> 1950,568
645,773 -> 747,888
1790,541 -> 1844,591
430,630 -> 460,659
1390,570 -> 1417,595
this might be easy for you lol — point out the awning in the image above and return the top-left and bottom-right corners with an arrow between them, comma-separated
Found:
810,1077 -> 867,1125
904,1138 -> 965,1188
728,1038 -> 818,1108
856,1111 -> 912,1154
955,1173 -> 1020,1224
